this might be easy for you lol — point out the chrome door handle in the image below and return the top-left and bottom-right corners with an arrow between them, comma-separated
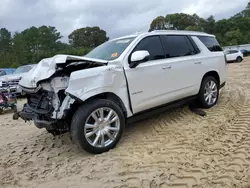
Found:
162,65 -> 171,70
195,62 -> 202,64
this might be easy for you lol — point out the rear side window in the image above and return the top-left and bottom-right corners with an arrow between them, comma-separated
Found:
133,36 -> 165,61
197,36 -> 223,52
160,35 -> 198,58
231,50 -> 238,54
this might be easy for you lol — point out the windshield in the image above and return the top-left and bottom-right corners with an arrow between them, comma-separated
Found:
85,37 -> 136,61
14,65 -> 33,74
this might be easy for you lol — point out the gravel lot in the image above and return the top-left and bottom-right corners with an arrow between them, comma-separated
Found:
1,58 -> 250,188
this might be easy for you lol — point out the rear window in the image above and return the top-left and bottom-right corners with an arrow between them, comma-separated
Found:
197,36 -> 223,52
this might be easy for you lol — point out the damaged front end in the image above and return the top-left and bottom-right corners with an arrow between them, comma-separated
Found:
13,55 -> 107,133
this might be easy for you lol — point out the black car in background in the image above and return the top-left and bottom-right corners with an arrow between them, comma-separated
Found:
240,49 -> 250,57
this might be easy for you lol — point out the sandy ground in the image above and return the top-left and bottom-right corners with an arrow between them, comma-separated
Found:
1,58 -> 250,188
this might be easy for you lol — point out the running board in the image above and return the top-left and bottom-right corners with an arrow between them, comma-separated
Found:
127,96 -> 197,124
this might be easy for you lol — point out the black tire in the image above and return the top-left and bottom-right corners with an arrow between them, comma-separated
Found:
236,56 -> 242,62
71,99 -> 125,154
198,76 -> 219,109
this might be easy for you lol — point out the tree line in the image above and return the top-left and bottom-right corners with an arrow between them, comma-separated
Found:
150,2 -> 250,46
0,2 -> 249,68
0,26 -> 109,68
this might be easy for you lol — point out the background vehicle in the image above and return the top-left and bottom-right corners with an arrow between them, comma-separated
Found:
225,50 -> 244,62
0,68 -> 16,77
0,64 -> 36,96
15,31 -> 227,154
240,49 -> 250,57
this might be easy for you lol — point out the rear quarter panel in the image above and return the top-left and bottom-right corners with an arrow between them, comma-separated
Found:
192,36 -> 228,88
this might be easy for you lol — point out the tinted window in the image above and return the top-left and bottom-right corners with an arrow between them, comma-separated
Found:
197,36 -> 223,52
231,50 -> 238,54
133,36 -> 165,60
160,35 -> 198,58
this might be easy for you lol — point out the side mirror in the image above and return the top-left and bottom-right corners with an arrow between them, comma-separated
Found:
129,50 -> 150,68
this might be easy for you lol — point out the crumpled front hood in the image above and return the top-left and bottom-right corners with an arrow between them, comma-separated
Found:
19,54 -> 108,89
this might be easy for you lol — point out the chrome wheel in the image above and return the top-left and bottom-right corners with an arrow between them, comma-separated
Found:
204,80 -> 218,105
84,107 -> 120,148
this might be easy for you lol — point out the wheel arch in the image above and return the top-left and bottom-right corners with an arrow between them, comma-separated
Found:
201,71 -> 220,86
69,92 -> 128,120
85,92 -> 128,118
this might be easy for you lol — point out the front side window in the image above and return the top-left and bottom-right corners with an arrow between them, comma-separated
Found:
133,36 -> 165,61
85,37 -> 136,61
160,35 -> 197,58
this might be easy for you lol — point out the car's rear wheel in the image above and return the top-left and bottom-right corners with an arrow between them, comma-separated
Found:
198,76 -> 219,109
236,56 -> 243,62
71,99 -> 125,154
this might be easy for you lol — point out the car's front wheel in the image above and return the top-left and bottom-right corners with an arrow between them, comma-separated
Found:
198,76 -> 219,109
71,99 -> 125,154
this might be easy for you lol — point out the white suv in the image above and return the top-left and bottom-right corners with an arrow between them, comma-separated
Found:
14,30 -> 228,154
225,49 -> 244,63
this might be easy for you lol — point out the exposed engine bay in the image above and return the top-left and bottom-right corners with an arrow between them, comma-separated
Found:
15,57 -> 106,133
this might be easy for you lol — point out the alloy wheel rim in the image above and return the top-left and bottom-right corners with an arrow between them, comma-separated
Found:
204,80 -> 218,105
84,107 -> 120,148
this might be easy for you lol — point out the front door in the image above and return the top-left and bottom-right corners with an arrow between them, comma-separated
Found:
124,35 -> 171,114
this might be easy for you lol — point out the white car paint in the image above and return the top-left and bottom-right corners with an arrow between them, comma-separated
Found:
65,65 -> 132,117
19,55 -> 107,89
225,50 -> 244,62
19,30 -> 227,122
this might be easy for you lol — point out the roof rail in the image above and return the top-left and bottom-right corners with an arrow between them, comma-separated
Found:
150,29 -> 206,34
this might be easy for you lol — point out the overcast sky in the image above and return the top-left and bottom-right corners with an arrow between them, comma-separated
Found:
0,0 -> 249,42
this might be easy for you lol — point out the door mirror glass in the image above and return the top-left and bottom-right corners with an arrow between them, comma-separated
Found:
129,50 -> 150,68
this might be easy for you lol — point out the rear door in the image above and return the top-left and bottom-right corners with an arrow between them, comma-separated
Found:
226,50 -> 236,61
159,35 -> 202,99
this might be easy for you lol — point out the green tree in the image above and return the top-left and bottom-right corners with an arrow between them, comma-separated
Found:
11,26 -> 63,66
149,2 -> 250,46
0,28 -> 12,67
149,16 -> 168,31
201,15 -> 216,34
165,13 -> 198,30
68,26 -> 109,48
149,13 -> 205,31
224,29 -> 244,45
0,28 -> 11,54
